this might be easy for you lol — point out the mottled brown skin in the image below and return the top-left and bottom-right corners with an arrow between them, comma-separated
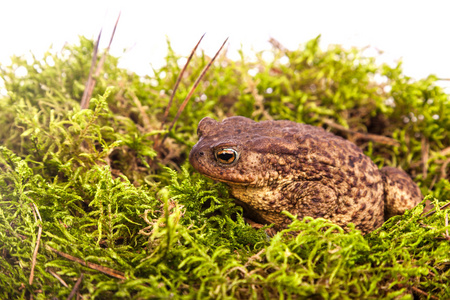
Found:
189,116 -> 422,234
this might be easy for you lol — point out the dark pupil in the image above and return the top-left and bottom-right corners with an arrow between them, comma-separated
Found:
217,151 -> 235,163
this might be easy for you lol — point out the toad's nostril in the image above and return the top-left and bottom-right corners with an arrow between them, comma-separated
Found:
199,151 -> 204,156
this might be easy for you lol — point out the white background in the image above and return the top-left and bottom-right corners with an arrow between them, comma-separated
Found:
1,0 -> 449,89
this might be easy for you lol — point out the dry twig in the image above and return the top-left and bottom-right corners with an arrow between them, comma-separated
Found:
411,286 -> 439,300
46,245 -> 125,280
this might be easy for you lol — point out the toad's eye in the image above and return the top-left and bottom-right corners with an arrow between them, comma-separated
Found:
215,148 -> 239,165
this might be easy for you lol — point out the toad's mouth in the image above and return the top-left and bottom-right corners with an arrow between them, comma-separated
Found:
198,172 -> 254,186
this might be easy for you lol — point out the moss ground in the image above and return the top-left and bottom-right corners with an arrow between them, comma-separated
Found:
0,36 -> 449,299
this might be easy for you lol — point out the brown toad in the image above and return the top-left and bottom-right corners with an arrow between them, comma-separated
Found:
189,116 -> 422,234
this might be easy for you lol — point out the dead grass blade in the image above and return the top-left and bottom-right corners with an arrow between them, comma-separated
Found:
80,30 -> 101,109
80,13 -> 121,109
46,245 -> 126,280
161,37 -> 229,145
97,12 -> 121,72
29,203 -> 42,285
160,33 -> 206,130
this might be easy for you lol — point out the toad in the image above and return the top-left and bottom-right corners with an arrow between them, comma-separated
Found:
189,116 -> 422,234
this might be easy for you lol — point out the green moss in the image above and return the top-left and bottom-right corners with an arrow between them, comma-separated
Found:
0,36 -> 449,298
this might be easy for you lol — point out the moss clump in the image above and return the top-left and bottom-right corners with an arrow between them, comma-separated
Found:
0,36 -> 449,299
